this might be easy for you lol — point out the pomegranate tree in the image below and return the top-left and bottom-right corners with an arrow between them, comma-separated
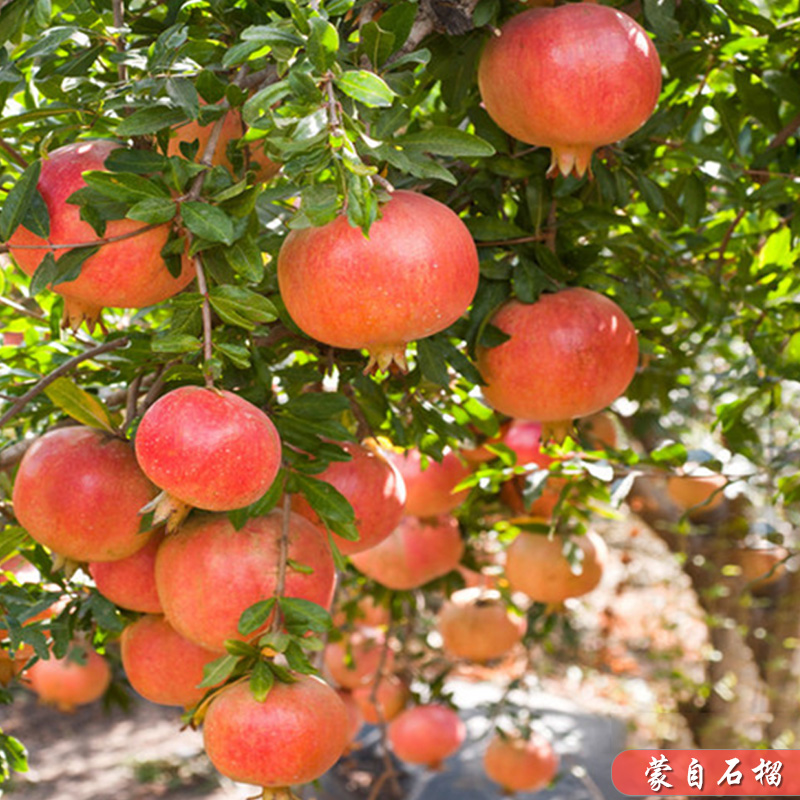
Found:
134,386 -> 282,516
120,615 -> 219,707
483,731 -> 559,793
277,190 -> 479,372
478,3 -> 662,177
437,587 -> 526,663
202,675 -> 350,790
12,427 -> 157,563
349,514 -> 464,590
7,141 -> 193,329
505,529 -> 607,604
25,644 -> 111,712
155,509 -> 335,651
387,705 -> 466,769
477,289 -> 639,432
292,440 -> 406,554
386,448 -> 470,518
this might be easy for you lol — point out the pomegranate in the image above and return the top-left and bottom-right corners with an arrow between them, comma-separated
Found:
121,615 -> 219,707
483,731 -> 559,793
460,422 -> 510,465
352,675 -> 410,724
292,440 -> 406,554
386,449 -> 470,518
134,386 -> 282,514
88,529 -> 164,613
7,141 -> 193,329
666,472 -> 726,515
26,644 -> 111,712
337,689 -> 365,745
324,630 -> 395,690
155,509 -> 335,651
476,289 -> 639,430
578,411 -> 619,450
437,588 -> 526,663
12,427 -> 157,562
350,515 -> 464,590
202,674 -> 350,789
168,103 -> 280,183
505,529 -> 607,604
728,546 -> 787,590
277,190 -> 480,372
332,594 -> 392,629
388,705 -> 466,768
477,3 -> 662,177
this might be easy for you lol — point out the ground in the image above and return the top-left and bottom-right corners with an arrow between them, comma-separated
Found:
1,518 -> 705,800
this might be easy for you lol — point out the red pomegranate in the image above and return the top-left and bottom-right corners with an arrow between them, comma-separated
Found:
483,731 -> 559,793
578,411 -> 619,450
476,290 -> 639,429
323,630 -> 396,690
155,510 -> 335,651
202,675 -> 350,788
277,190 -> 480,372
292,440 -> 406,554
337,689 -> 365,745
505,529 -> 607,604
666,472 -> 726,515
121,615 -> 219,707
12,427 -> 157,562
352,675 -> 410,724
477,3 -> 662,177
386,449 -> 470,518
26,644 -> 111,712
134,386 -> 282,513
7,141 -> 193,329
168,102 -> 280,183
437,588 -> 526,663
388,705 -> 466,769
89,529 -> 163,613
350,515 -> 464,591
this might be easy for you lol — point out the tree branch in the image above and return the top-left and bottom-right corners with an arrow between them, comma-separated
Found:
192,253 -> 214,388
270,491 -> 292,634
0,222 -> 162,254
767,110 -> 800,151
111,0 -> 128,86
0,139 -> 28,170
0,337 -> 130,428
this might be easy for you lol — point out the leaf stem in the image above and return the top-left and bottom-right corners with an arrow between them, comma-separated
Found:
0,337 -> 130,429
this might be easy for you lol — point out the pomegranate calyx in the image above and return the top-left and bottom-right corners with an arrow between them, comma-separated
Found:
62,297 -> 104,333
364,344 -> 408,375
540,419 -> 575,445
139,490 -> 192,534
255,787 -> 299,800
546,144 -> 595,180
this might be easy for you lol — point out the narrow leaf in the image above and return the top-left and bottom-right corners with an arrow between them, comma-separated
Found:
199,653 -> 239,688
238,597 -> 276,635
116,106 -> 189,137
336,70 -> 395,108
0,161 -> 43,242
249,660 -> 274,702
181,201 -> 235,245
43,377 -> 117,432
397,127 -> 495,157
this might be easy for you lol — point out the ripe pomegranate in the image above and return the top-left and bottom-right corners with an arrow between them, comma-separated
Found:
388,705 -> 466,769
477,3 -> 662,177
666,472 -> 726,515
350,515 -> 464,591
460,422 -> 510,465
332,594 -> 392,629
728,546 -> 787,590
324,630 -> 396,690
277,190 -> 480,372
202,674 -> 350,789
121,615 -> 219,707
437,588 -> 526,663
7,141 -> 193,329
292,440 -> 406,555
168,103 -> 280,183
483,731 -> 559,793
505,529 -> 607,604
88,529 -> 163,613
352,675 -> 410,724
498,420 -> 564,519
578,411 -> 619,450
476,289 -> 639,430
26,644 -> 111,712
12,427 -> 157,562
337,689 -> 365,745
134,386 -> 282,513
386,449 -> 470,518
155,510 -> 335,651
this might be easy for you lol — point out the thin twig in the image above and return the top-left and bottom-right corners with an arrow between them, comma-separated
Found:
0,337 -> 129,428
0,295 -> 95,345
767,110 -> 800,151
0,139 -> 28,170
544,199 -> 557,253
192,254 -> 214,388
477,232 -> 552,248
111,0 -> 128,86
270,492 -> 293,633
0,222 -> 162,253
124,371 -> 143,429
139,363 -> 170,411
716,208 -> 746,270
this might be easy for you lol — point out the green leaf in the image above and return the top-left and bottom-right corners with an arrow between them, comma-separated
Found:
377,1 -> 417,50
259,631 -> 291,653
181,201 -> 235,245
308,16 -> 339,71
292,473 -> 355,525
417,337 -> 451,386
127,197 -> 176,225
215,342 -> 251,369
0,161 -> 44,242
51,245 -> 100,287
116,106 -> 189,137
43,377 -> 117,432
83,171 -> 170,204
151,333 -> 202,354
397,127 -> 495,158
336,70 -> 395,108
358,21 -> 395,69
238,597 -> 276,636
224,236 -> 264,282
199,653 -> 239,688
87,591 -> 125,633
166,77 -> 200,117
651,441 -> 688,464
278,597 -> 332,635
249,660 -> 275,702
208,286 -> 277,330
29,252 -> 57,296
241,25 -> 304,47
104,149 -> 170,175
284,393 -> 351,420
